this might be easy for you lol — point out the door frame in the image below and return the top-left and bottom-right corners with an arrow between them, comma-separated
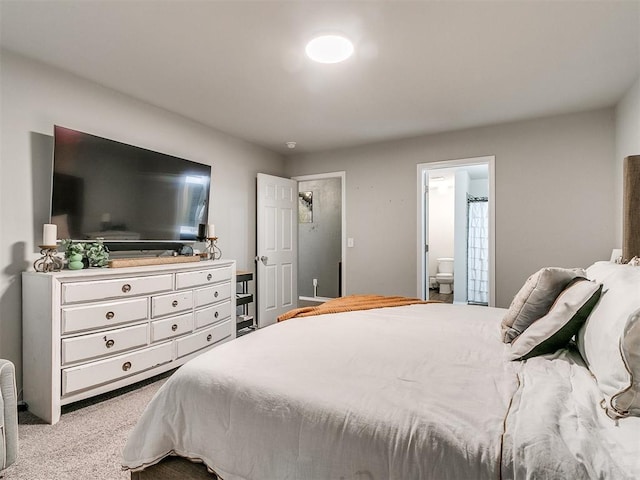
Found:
416,156 -> 495,306
292,171 -> 347,297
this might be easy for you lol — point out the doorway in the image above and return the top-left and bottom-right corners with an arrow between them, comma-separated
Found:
256,172 -> 346,328
293,172 -> 346,305
416,157 -> 495,306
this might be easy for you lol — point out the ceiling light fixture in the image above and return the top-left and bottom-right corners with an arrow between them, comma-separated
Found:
305,35 -> 354,64
286,141 -> 297,149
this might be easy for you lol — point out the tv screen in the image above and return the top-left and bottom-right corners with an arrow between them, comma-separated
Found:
51,125 -> 211,249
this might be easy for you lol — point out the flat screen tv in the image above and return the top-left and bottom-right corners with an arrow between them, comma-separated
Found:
51,125 -> 211,251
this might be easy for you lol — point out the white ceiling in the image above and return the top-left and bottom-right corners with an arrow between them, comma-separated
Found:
1,1 -> 639,155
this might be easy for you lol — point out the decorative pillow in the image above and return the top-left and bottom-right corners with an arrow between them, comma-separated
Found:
577,261 -> 640,419
501,267 -> 586,343
508,278 -> 602,361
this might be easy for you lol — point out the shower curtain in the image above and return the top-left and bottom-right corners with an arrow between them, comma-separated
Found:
467,197 -> 489,305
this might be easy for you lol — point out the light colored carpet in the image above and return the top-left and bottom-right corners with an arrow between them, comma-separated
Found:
3,372 -> 172,480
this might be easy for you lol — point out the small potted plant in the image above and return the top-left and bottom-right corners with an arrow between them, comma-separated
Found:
86,240 -> 110,267
61,239 -> 85,270
60,239 -> 110,269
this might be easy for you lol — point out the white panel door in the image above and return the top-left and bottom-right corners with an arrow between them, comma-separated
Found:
256,173 -> 297,328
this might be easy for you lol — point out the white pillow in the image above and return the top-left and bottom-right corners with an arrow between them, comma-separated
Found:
508,279 -> 602,361
577,261 -> 640,419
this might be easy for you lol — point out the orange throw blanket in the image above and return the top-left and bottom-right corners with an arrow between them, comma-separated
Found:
277,294 -> 437,322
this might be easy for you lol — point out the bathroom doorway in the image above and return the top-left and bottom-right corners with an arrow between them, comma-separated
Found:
416,157 -> 495,306
293,172 -> 346,306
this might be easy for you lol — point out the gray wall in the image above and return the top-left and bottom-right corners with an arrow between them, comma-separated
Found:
298,178 -> 342,298
0,50 -> 286,395
453,170 -> 470,305
615,76 -> 640,246
286,109 -> 616,308
469,178 -> 489,197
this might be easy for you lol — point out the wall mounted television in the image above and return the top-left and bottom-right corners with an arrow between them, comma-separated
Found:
51,125 -> 211,251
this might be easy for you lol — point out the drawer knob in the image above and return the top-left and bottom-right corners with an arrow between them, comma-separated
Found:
206,334 -> 213,342
105,311 -> 115,320
122,284 -> 132,293
207,273 -> 213,281
122,361 -> 132,371
172,300 -> 179,307
171,324 -> 178,331
214,311 -> 219,319
214,291 -> 219,298
105,339 -> 115,348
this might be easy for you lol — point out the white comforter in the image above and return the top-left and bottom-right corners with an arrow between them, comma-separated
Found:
122,304 -> 639,479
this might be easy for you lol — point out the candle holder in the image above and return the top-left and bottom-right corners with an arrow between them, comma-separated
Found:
34,245 -> 64,273
205,237 -> 222,260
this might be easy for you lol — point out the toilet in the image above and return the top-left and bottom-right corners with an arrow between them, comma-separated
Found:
435,258 -> 454,294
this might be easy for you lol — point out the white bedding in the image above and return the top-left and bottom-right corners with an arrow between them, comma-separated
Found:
122,303 -> 639,479
503,348 -> 640,479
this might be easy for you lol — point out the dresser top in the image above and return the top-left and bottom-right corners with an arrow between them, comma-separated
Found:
23,258 -> 235,280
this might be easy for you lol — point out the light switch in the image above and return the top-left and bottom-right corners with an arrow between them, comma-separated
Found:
347,238 -> 354,248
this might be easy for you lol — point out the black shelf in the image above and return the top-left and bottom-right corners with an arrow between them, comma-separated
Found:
237,271 -> 253,283
237,327 -> 255,337
236,315 -> 254,331
236,293 -> 253,306
236,271 -> 255,334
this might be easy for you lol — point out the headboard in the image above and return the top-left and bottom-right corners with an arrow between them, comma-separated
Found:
623,155 -> 640,262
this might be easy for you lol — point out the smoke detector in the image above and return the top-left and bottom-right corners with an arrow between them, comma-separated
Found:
286,141 -> 297,149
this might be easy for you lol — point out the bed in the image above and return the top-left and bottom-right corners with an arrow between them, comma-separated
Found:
122,261 -> 640,479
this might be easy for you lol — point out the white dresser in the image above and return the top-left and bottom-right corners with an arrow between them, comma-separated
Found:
22,259 -> 236,424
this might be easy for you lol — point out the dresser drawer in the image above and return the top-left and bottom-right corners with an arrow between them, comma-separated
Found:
195,302 -> 231,329
175,267 -> 232,290
61,298 -> 148,334
194,282 -> 231,308
150,312 -> 193,342
61,342 -> 172,396
175,320 -> 232,358
151,290 -> 193,318
61,323 -> 148,365
62,274 -> 173,304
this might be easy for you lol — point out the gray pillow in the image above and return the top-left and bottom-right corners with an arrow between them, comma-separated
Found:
501,267 -> 586,343
507,278 -> 602,360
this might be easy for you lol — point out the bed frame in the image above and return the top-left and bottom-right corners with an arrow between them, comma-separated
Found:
131,456 -> 218,480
